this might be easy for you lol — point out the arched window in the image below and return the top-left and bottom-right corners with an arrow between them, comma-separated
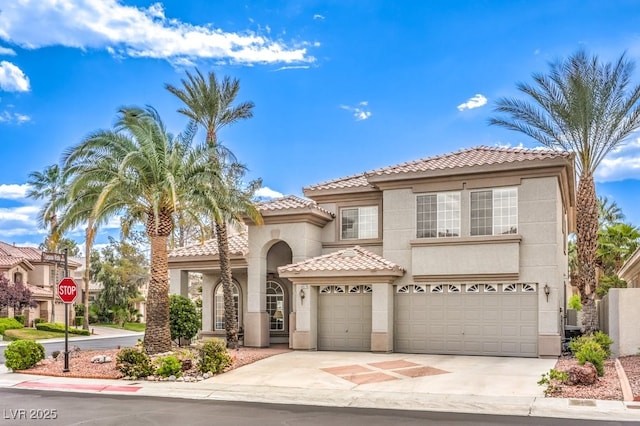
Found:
214,282 -> 240,331
13,272 -> 23,284
266,281 -> 285,331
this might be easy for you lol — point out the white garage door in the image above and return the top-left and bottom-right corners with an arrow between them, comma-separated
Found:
318,285 -> 372,351
395,283 -> 538,357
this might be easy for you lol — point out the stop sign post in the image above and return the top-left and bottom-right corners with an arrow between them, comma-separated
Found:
57,272 -> 75,373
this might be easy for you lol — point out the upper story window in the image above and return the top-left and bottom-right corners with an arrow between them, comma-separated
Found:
416,192 -> 460,238
470,188 -> 518,236
341,206 -> 378,240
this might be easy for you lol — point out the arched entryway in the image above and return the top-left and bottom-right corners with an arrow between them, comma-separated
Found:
266,241 -> 293,344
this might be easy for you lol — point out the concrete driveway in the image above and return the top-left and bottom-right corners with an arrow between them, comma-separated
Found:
209,351 -> 557,398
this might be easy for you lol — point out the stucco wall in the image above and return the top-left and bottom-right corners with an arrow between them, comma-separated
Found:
603,288 -> 640,357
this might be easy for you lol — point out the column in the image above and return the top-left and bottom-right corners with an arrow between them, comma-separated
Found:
371,283 -> 393,352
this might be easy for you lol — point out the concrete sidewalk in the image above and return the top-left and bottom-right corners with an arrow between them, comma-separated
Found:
1,350 -> 639,421
0,325 -> 143,347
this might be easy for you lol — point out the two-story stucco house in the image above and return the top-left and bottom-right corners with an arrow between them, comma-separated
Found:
168,146 -> 576,358
0,241 -> 80,325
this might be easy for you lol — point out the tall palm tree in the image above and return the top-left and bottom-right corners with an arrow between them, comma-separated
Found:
166,69 -> 261,348
27,164 -> 68,251
490,50 -> 640,333
62,106 -> 208,353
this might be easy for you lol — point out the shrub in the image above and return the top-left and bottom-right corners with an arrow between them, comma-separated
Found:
35,322 -> 90,336
197,338 -> 232,374
116,347 -> 154,378
74,317 -> 84,327
575,340 -> 607,376
33,318 -> 44,325
0,318 -> 24,334
4,340 -> 45,370
169,294 -> 200,344
14,314 -> 25,325
155,355 -> 182,378
592,331 -> 613,357
537,368 -> 569,396
568,295 -> 582,311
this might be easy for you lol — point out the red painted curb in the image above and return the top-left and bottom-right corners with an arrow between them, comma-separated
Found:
15,381 -> 141,393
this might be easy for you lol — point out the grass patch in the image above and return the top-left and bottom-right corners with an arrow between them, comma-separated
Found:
96,322 -> 146,332
4,328 -> 65,341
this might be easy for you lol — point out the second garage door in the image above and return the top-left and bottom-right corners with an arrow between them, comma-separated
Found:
395,283 -> 538,357
318,285 -> 372,351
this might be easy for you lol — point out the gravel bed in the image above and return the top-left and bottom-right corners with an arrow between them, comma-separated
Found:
551,357 -> 624,400
618,355 -> 640,400
16,345 -> 291,380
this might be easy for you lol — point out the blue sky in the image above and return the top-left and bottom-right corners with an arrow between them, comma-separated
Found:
1,0 -> 639,252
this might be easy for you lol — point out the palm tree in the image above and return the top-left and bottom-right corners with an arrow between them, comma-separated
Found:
490,50 -> 640,333
27,164 -> 68,251
598,196 -> 625,230
166,69 -> 261,348
62,106 -> 208,353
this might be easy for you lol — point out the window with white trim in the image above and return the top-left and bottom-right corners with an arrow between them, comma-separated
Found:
417,192 -> 461,238
341,206 -> 378,240
266,281 -> 285,331
215,282 -> 240,331
470,188 -> 518,236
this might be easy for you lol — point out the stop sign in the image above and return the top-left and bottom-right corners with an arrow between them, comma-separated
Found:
57,277 -> 77,303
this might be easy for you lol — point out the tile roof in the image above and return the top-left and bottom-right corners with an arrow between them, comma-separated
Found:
0,255 -> 31,269
366,146 -> 571,178
258,195 -> 335,217
169,232 -> 249,258
278,246 -> 404,275
0,242 -> 81,267
303,173 -> 373,193
25,283 -> 52,298
304,146 -> 572,192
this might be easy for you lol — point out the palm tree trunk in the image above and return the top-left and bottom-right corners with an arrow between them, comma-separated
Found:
576,174 -> 599,333
215,221 -> 238,349
143,210 -> 173,354
82,225 -> 94,330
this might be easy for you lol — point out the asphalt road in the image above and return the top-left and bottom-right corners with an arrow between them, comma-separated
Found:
0,389 -> 630,426
0,335 -> 142,363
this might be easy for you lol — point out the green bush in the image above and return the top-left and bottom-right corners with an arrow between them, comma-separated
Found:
169,294 -> 200,344
74,317 -> 84,327
0,318 -> 24,334
197,338 -> 232,374
155,355 -> 182,378
33,318 -> 44,325
575,340 -> 607,376
568,295 -> 582,311
4,340 -> 45,370
116,347 -> 154,378
592,331 -> 614,357
14,314 -> 25,325
35,322 -> 90,336
537,368 -> 569,396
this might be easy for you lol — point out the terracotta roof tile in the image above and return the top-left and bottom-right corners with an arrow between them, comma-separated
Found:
25,283 -> 52,297
258,195 -> 335,216
304,146 -> 571,192
169,233 -> 248,258
0,255 -> 25,269
367,146 -> 571,177
278,246 -> 404,274
304,174 -> 373,192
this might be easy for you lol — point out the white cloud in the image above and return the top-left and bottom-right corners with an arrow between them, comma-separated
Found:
313,14 -> 326,20
0,0 -> 315,66
457,94 -> 487,111
0,46 -> 16,56
255,186 -> 284,199
0,109 -> 31,124
596,137 -> 640,182
0,183 -> 29,199
273,65 -> 310,72
0,61 -> 30,92
0,205 -> 39,225
340,101 -> 372,121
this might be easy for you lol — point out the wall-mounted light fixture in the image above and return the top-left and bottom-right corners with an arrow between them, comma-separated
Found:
299,287 -> 306,301
544,284 -> 550,302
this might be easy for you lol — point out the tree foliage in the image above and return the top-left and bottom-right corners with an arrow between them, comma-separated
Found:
169,294 -> 200,344
0,275 -> 37,312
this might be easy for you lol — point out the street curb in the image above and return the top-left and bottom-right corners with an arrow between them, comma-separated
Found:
615,358 -> 635,402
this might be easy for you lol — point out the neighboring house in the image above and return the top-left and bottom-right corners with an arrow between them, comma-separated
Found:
169,146 -> 576,358
0,241 -> 80,325
618,247 -> 640,288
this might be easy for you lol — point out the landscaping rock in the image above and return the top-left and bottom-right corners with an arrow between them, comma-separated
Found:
90,355 -> 113,364
567,362 -> 598,386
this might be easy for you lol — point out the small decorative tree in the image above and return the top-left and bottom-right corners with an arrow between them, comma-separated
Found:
169,294 -> 200,346
0,275 -> 37,314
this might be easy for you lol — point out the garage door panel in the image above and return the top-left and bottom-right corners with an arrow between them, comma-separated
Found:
395,286 -> 537,357
318,292 -> 371,352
